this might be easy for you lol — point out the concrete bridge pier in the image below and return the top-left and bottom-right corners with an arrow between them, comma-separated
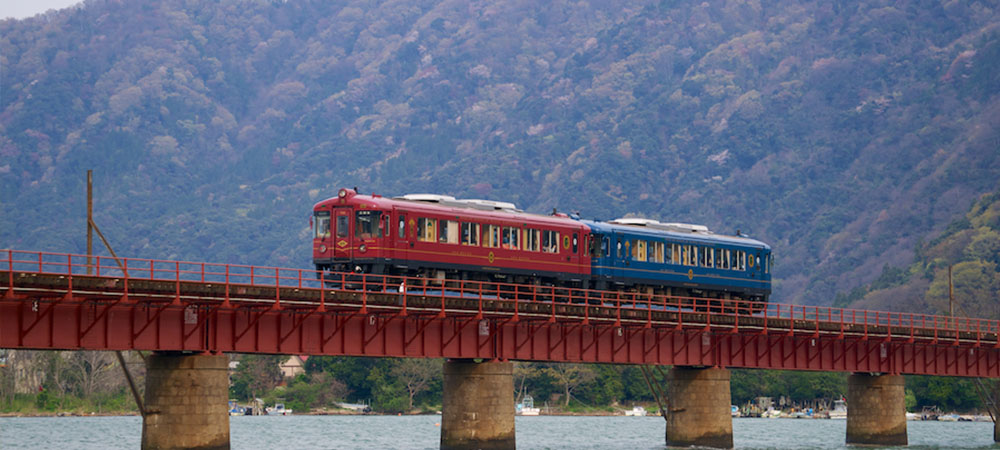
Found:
440,359 -> 515,449
141,352 -> 230,450
666,366 -> 733,449
845,373 -> 907,446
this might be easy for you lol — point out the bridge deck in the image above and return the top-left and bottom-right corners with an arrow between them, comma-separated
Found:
3,270 -> 995,345
3,250 -> 999,377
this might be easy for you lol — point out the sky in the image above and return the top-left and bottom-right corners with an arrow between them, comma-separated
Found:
2,0 -> 81,20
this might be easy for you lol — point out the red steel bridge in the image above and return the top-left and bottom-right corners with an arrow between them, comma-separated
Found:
2,249 -> 999,377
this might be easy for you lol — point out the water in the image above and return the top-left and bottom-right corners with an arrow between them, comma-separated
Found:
0,415 -> 997,449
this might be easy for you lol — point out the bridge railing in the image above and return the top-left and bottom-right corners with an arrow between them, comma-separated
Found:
4,249 -> 999,339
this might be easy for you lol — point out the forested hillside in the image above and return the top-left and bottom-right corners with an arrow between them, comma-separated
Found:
842,189 -> 1000,318
2,0 -> 999,306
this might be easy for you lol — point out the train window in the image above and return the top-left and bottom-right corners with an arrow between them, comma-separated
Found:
398,214 -> 406,239
632,240 -> 644,261
698,247 -> 707,267
573,234 -> 578,254
737,251 -> 746,271
502,226 -> 520,250
461,222 -> 480,246
314,211 -> 330,239
651,242 -> 665,263
602,237 -> 610,257
417,218 -> 437,242
439,220 -> 459,244
721,249 -> 730,270
485,225 -> 501,248
337,215 -> 349,238
355,211 -> 382,239
542,230 -> 560,253
616,238 -> 622,258
670,244 -> 679,264
525,229 -> 540,251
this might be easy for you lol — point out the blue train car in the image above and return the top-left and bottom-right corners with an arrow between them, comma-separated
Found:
582,218 -> 771,302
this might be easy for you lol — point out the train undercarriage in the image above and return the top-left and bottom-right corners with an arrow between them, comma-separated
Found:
314,260 -> 768,313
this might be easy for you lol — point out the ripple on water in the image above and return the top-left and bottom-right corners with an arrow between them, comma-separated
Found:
0,415 -> 997,449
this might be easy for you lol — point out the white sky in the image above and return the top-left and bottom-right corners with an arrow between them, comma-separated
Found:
2,0 -> 82,20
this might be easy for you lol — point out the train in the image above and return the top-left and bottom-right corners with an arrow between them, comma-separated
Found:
311,188 -> 771,303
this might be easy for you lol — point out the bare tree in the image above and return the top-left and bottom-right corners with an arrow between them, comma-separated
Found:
67,351 -> 119,397
544,364 -> 597,407
391,358 -> 440,410
513,362 -> 540,403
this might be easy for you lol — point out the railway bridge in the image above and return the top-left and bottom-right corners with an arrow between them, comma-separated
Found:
3,249 -> 1000,449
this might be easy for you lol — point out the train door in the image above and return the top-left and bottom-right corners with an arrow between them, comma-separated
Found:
614,232 -> 626,281
333,207 -> 352,260
393,208 -> 409,265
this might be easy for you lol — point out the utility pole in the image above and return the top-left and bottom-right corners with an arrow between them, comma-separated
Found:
949,265 -> 954,318
87,170 -> 93,275
83,170 -> 143,417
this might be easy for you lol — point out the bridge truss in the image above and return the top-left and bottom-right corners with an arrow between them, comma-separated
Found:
2,250 -> 998,377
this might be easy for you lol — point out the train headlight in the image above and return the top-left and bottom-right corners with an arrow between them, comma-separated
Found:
339,188 -> 348,198
319,245 -> 327,253
359,244 -> 367,253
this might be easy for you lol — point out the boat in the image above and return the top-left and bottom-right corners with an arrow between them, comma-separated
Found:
731,405 -> 740,417
266,403 -> 293,416
228,400 -> 246,416
624,406 -> 647,417
937,413 -> 960,422
516,395 -> 540,416
762,408 -> 782,419
828,399 -> 847,419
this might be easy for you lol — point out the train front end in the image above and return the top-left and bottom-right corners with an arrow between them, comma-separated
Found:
311,188 -> 390,280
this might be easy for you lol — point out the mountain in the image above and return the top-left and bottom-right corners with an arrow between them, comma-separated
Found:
843,189 -> 1000,318
2,0 -> 999,306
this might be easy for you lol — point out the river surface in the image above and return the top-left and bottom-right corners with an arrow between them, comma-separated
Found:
0,415 -> 997,449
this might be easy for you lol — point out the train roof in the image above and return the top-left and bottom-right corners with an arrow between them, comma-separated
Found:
314,189 -> 587,229
581,219 -> 770,249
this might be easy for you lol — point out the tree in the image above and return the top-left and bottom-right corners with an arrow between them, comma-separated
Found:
543,364 -> 597,407
513,362 -> 541,403
390,358 -> 440,411
366,365 -> 408,413
230,355 -> 283,401
66,351 -> 118,398
282,371 -> 348,412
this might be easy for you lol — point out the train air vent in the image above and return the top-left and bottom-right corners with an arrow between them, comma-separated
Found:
456,199 -> 521,212
609,218 -> 711,234
396,194 -> 458,203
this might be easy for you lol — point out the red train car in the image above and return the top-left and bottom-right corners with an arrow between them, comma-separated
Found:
311,188 -> 591,287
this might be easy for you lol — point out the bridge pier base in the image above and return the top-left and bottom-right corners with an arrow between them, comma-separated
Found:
666,366 -> 733,449
440,360 -> 515,450
846,373 -> 907,446
141,352 -> 230,450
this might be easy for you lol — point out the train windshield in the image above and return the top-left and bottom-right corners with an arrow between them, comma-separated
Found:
355,210 -> 383,239
314,211 -> 330,238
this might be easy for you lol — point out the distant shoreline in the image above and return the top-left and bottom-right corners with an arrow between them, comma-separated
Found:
0,411 -> 140,418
